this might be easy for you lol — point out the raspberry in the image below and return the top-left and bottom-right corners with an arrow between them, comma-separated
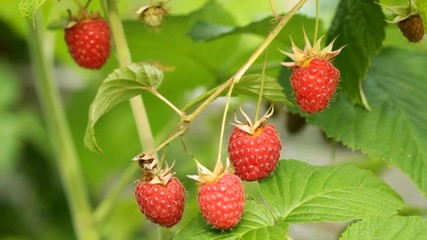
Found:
197,173 -> 245,229
135,177 -> 186,227
133,154 -> 186,228
65,11 -> 111,69
228,123 -> 281,181
291,57 -> 340,114
281,32 -> 343,114
397,14 -> 425,42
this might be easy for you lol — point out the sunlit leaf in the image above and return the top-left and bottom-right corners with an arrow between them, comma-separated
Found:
259,160 -> 405,223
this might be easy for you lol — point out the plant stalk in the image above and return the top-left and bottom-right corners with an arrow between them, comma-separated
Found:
27,14 -> 99,240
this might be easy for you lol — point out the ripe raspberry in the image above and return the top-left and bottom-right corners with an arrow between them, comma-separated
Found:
133,154 -> 185,228
135,177 -> 186,227
198,173 -> 244,229
228,123 -> 281,181
281,33 -> 343,114
290,57 -> 340,113
397,14 -> 425,42
65,11 -> 111,69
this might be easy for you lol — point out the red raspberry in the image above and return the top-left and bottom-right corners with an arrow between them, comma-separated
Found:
281,32 -> 343,114
65,15 -> 111,69
135,177 -> 186,227
228,123 -> 281,181
198,173 -> 244,229
291,57 -> 340,114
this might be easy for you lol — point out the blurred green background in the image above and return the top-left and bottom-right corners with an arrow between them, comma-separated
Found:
0,0 -> 426,239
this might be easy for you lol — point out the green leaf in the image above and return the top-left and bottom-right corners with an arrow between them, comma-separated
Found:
234,74 -> 290,104
19,0 -> 45,20
174,199 -> 289,240
340,216 -> 427,240
84,63 -> 163,152
183,74 -> 290,111
259,160 -> 405,223
327,0 -> 386,108
298,48 -> 427,196
416,0 -> 427,31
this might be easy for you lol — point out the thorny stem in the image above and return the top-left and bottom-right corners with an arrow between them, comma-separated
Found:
254,50 -> 268,121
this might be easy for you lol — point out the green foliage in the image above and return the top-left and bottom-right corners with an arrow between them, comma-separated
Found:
259,160 -> 404,223
340,216 -> 427,239
8,0 -> 427,239
179,160 -> 404,238
233,75 -> 289,104
84,63 -> 163,152
175,199 -> 289,240
327,0 -> 386,108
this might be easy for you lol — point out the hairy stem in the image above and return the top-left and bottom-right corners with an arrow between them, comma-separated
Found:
27,14 -> 98,240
